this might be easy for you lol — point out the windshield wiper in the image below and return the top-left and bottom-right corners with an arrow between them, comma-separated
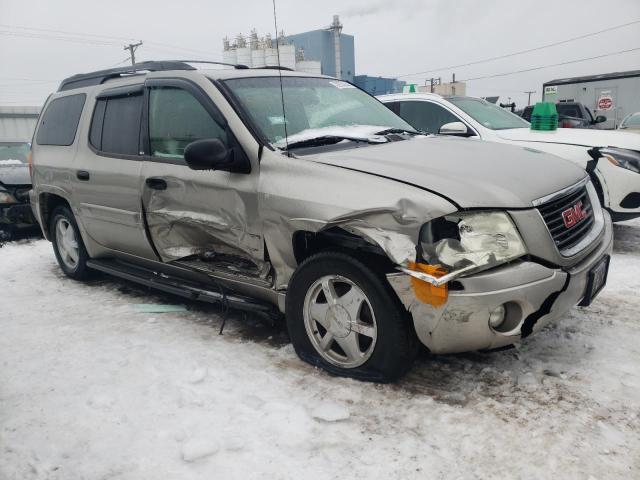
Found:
279,135 -> 381,151
375,127 -> 424,136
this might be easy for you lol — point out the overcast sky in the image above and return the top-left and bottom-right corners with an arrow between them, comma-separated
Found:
1,0 -> 639,107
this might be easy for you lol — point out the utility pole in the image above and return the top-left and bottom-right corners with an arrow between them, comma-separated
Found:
124,41 -> 143,70
524,90 -> 536,106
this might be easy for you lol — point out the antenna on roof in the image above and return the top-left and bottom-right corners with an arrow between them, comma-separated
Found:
272,0 -> 290,156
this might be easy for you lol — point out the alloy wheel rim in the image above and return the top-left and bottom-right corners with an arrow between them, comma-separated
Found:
55,218 -> 79,270
303,274 -> 377,369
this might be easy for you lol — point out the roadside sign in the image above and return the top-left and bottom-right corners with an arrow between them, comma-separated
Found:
597,93 -> 614,111
544,85 -> 558,100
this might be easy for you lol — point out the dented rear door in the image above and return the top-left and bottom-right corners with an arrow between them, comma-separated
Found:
139,78 -> 265,271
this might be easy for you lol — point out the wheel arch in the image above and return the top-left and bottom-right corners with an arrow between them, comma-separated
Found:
291,227 -> 397,275
38,192 -> 72,240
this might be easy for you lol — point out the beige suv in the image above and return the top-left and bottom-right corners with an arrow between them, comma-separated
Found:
30,61 -> 613,382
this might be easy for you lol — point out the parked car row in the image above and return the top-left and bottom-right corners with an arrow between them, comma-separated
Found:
379,93 -> 640,222
520,101 -> 607,129
23,61 -> 638,382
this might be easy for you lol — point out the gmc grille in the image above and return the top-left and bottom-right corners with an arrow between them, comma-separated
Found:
537,186 -> 594,253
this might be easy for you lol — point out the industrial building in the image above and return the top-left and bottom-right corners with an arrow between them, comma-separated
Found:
221,15 -> 405,94
353,75 -> 405,96
221,15 -> 351,80
542,69 -> 640,129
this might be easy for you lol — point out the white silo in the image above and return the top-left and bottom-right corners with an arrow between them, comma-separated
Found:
222,37 -> 237,68
279,44 -> 296,70
251,48 -> 266,68
250,31 -> 265,67
275,30 -> 295,70
222,49 -> 237,66
235,34 -> 251,67
296,60 -> 322,75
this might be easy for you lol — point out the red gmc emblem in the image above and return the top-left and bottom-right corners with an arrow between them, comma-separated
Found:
562,201 -> 587,228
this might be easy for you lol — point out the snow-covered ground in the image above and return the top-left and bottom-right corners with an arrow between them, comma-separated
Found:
1,222 -> 639,480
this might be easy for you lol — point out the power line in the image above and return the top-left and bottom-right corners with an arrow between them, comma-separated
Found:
0,30 -> 122,46
396,19 -> 640,78
457,46 -> 640,82
0,23 -> 217,57
0,23 -> 138,42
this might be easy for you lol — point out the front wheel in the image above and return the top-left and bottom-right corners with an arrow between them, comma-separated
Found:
50,205 -> 91,280
286,251 -> 417,383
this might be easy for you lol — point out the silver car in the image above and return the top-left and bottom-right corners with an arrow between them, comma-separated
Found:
30,61 -> 613,382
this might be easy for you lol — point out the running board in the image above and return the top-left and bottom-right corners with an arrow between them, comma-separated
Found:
86,259 -> 280,319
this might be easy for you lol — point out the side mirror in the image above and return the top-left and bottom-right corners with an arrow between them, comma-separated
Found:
594,115 -> 607,124
439,121 -> 469,136
184,139 -> 232,171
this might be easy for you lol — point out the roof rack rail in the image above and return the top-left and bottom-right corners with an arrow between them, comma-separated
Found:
58,59 -> 250,92
255,65 -> 295,71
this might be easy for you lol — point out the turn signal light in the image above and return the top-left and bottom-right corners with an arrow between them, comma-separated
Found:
407,262 -> 448,307
605,154 -> 620,167
27,150 -> 34,179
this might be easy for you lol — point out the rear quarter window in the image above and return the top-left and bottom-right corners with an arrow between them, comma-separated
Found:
36,94 -> 86,146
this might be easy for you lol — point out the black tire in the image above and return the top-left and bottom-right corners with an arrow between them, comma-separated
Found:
286,251 -> 418,383
50,205 -> 91,280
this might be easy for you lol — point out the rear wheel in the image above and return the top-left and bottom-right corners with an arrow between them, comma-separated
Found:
50,206 -> 91,280
286,251 -> 417,382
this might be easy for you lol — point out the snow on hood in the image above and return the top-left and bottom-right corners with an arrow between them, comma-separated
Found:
305,135 -> 586,209
273,125 -> 390,148
495,128 -> 640,151
0,161 -> 30,186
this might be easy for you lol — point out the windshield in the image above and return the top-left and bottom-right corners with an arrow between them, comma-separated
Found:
0,142 -> 30,163
448,97 -> 530,130
622,114 -> 640,128
222,76 -> 414,145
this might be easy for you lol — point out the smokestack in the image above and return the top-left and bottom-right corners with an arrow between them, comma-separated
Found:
330,15 -> 342,79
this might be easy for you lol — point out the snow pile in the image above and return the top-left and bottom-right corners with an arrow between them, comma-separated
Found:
1,220 -> 639,479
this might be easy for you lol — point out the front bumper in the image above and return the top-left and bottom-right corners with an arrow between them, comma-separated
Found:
595,159 -> 640,218
387,211 -> 614,354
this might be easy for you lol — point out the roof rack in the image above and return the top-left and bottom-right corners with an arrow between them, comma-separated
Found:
254,65 -> 295,72
58,60 -> 250,92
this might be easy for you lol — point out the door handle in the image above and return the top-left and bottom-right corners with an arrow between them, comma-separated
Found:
77,170 -> 90,181
146,177 -> 167,191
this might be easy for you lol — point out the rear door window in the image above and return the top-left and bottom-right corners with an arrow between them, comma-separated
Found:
89,94 -> 143,155
36,94 -> 86,146
398,101 -> 460,134
148,87 -> 227,160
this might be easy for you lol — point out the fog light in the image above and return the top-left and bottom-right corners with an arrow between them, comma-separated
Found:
489,305 -> 506,329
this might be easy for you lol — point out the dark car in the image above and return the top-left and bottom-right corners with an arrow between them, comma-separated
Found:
0,141 -> 38,241
521,102 -> 606,129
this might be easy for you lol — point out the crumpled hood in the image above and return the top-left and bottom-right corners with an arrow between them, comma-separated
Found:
0,162 -> 31,186
305,135 -> 586,208
495,127 -> 640,151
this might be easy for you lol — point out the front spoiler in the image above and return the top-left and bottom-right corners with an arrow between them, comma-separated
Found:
387,211 -> 614,354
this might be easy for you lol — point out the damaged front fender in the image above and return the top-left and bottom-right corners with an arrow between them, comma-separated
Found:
259,152 -> 458,289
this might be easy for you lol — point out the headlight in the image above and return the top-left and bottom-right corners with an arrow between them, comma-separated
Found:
417,211 -> 527,282
601,147 -> 640,174
0,189 -> 17,204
